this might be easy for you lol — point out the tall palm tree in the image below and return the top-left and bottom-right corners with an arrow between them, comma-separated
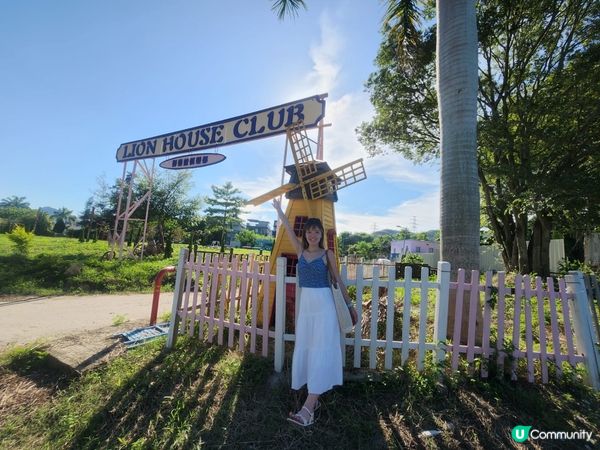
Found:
53,207 -> 76,228
435,0 -> 481,343
0,196 -> 30,208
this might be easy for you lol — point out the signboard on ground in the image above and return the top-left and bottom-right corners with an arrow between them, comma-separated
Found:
159,153 -> 226,170
116,93 -> 327,162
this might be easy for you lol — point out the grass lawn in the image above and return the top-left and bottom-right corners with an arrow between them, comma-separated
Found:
0,337 -> 598,449
0,235 -> 267,297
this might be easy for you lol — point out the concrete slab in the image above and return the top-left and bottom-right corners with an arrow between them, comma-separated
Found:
0,293 -> 174,372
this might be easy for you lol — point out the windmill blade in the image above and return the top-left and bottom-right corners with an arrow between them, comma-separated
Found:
287,121 -> 318,183
306,158 -> 366,200
246,183 -> 298,206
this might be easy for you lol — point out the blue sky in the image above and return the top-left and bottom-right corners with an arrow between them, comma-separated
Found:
0,0 -> 440,233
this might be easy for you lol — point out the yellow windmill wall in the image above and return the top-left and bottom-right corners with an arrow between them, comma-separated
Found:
259,198 -> 339,325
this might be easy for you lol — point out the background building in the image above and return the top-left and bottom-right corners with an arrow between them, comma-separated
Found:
246,219 -> 271,236
390,239 -> 439,259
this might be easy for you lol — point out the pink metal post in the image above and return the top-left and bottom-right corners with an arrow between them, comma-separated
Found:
150,266 -> 176,325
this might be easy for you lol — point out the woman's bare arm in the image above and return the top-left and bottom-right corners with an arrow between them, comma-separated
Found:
272,198 -> 303,255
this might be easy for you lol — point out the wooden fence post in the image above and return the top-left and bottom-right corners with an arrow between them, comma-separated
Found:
166,248 -> 189,350
433,261 -> 451,363
274,257 -> 286,373
565,271 -> 600,390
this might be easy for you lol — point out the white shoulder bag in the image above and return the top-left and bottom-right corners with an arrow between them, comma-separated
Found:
326,253 -> 355,334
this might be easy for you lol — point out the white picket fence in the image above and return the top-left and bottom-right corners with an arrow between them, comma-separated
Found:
166,249 -> 600,389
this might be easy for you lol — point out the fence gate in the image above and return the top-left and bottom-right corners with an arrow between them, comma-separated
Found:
166,249 -> 275,356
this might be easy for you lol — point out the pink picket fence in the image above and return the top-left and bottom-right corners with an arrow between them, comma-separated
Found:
446,270 -> 589,383
166,249 -> 600,389
166,251 -> 276,357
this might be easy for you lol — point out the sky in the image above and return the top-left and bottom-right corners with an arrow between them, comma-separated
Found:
0,0 -> 441,233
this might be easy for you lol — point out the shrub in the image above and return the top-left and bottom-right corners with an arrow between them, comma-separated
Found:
7,225 -> 34,256
401,252 -> 425,264
236,229 -> 258,247
557,257 -> 596,276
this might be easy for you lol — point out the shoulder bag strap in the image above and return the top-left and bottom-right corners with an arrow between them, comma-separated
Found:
324,250 -> 338,288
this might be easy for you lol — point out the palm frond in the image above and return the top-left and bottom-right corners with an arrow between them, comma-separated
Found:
271,0 -> 307,20
382,0 -> 423,65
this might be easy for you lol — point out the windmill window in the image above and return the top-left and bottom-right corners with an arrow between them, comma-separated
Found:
282,253 -> 298,277
293,216 -> 308,238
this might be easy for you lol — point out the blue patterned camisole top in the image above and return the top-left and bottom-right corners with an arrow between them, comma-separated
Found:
297,251 -> 330,288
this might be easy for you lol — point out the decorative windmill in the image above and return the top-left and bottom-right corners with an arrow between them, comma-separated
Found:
247,121 -> 367,324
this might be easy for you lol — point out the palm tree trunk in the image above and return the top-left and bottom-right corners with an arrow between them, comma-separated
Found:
437,0 -> 482,344
437,0 -> 480,276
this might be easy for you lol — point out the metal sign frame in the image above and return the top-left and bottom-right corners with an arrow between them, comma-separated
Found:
112,94 -> 328,259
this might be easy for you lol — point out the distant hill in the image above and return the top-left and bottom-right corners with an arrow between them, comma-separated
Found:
40,206 -> 58,216
372,229 -> 399,237
372,228 -> 439,241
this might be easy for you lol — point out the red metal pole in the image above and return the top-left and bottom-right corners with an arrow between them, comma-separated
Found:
150,266 -> 176,325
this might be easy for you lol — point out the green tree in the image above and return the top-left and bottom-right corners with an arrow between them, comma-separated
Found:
271,0 -> 306,19
338,232 -> 374,255
8,224 -> 34,256
372,234 -> 393,258
401,252 -> 425,264
476,0 -> 600,275
53,218 -> 66,234
91,171 -> 202,256
347,241 -> 377,259
182,216 -> 208,254
32,209 -> 53,236
52,207 -> 75,228
51,207 -> 75,235
204,182 -> 246,253
358,0 -> 600,276
135,171 -> 202,257
0,196 -> 30,208
0,206 -> 36,233
78,198 -> 102,242
236,229 -> 260,247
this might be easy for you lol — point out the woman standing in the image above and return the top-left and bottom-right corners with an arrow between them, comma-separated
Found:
272,199 -> 358,427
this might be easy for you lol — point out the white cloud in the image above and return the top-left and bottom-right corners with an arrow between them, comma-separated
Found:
323,93 -> 373,165
305,13 -> 343,94
233,162 -> 292,225
336,190 -> 440,233
366,154 -> 440,186
324,95 -> 439,190
234,172 -> 281,201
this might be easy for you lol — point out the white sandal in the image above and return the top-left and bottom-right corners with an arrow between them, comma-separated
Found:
287,406 -> 314,427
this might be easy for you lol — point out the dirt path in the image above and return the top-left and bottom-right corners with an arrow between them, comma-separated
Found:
0,293 -> 173,350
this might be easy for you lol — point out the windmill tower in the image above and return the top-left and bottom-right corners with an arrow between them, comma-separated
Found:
247,121 -> 367,324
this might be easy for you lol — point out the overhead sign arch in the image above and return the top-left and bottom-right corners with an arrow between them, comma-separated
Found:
111,93 -> 327,259
116,94 -> 327,162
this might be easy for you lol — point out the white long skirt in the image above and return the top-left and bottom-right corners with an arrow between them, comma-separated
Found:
292,287 -> 343,394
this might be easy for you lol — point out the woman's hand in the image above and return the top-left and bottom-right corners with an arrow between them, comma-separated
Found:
272,198 -> 283,214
